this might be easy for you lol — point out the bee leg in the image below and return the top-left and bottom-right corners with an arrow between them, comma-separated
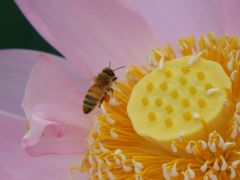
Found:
98,93 -> 110,107
109,88 -> 114,96
98,97 -> 105,108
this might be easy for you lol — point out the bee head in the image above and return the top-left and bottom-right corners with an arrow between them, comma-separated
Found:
102,68 -> 116,79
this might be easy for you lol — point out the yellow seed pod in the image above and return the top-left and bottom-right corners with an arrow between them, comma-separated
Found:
127,56 -> 233,146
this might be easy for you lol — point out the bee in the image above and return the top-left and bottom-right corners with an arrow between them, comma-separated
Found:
82,63 -> 125,114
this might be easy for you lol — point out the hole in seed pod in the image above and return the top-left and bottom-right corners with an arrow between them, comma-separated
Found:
146,82 -> 154,92
164,70 -> 172,78
197,71 -> 205,80
181,67 -> 190,73
198,99 -> 206,108
148,112 -> 157,122
141,97 -> 149,106
205,83 -> 213,90
164,118 -> 173,127
179,77 -> 187,86
165,105 -> 174,114
155,98 -> 162,107
183,112 -> 191,121
171,89 -> 178,99
181,99 -> 190,107
160,82 -> 168,91
189,86 -> 197,95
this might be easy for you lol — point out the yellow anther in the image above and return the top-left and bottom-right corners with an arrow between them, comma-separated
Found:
148,112 -> 157,122
183,112 -> 192,121
182,99 -> 190,107
160,82 -> 168,91
141,97 -> 149,106
164,70 -> 172,78
155,98 -> 162,107
164,118 -> 173,127
198,99 -> 206,108
197,72 -> 205,80
165,105 -> 174,114
179,77 -> 187,85
146,82 -> 154,92
189,86 -> 197,95
171,90 -> 178,98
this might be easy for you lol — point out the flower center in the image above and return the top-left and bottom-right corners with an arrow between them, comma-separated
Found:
127,56 -> 233,149
74,33 -> 240,180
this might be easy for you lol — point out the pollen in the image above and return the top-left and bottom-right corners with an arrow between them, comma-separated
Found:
76,33 -> 240,180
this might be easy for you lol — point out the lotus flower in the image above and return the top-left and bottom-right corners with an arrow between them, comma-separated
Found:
1,0 -> 240,179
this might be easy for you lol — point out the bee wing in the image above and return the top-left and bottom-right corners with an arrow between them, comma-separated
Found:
67,68 -> 94,94
78,76 -> 94,93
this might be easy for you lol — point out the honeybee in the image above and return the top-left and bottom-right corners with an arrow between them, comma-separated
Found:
82,63 -> 125,114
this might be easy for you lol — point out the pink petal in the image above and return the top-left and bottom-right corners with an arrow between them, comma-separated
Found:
213,0 -> 240,35
0,110 -> 88,180
16,0 -> 159,77
0,49 -> 91,156
23,54 -> 92,156
0,49 -> 38,116
133,0 -> 225,45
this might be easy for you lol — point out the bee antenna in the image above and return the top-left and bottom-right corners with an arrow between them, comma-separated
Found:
113,66 -> 126,71
109,61 -> 111,68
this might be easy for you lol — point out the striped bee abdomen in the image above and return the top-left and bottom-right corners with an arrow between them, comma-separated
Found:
83,94 -> 99,114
